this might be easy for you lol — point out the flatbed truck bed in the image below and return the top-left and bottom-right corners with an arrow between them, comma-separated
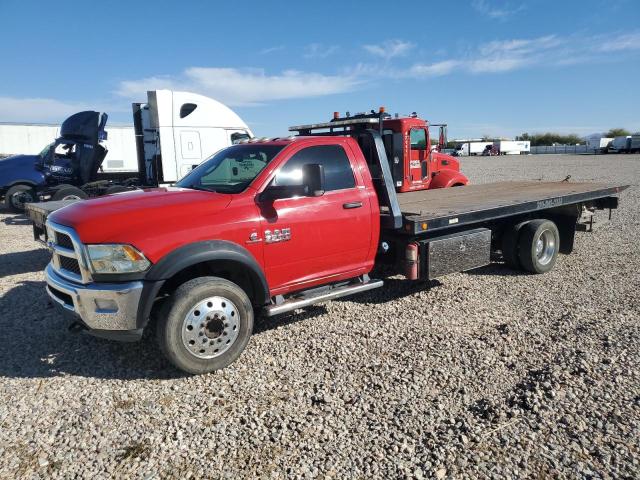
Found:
394,181 -> 627,234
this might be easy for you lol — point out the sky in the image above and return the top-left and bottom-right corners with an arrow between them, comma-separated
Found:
0,0 -> 639,139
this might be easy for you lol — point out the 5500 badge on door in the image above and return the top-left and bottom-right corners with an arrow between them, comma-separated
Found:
265,228 -> 291,243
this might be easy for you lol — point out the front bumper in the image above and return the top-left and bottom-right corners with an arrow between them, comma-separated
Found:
45,263 -> 144,340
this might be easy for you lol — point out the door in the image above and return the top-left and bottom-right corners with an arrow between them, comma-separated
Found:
259,144 -> 372,291
409,127 -> 429,184
178,130 -> 202,176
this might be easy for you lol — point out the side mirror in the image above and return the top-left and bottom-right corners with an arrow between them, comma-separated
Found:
302,163 -> 325,197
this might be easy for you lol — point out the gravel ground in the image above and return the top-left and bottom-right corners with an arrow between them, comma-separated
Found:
0,154 -> 638,479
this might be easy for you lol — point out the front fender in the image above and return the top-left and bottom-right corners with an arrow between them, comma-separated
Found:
136,240 -> 270,328
430,170 -> 469,189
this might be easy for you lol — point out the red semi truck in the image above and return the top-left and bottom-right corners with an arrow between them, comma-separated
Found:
34,110 -> 627,374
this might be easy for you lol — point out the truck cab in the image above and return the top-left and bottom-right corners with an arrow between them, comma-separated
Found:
1,111 -> 108,211
290,109 -> 467,192
132,90 -> 253,186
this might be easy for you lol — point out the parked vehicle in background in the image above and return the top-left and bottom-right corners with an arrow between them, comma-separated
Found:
133,90 -> 253,185
0,122 -> 137,174
0,111 -> 114,212
482,144 -> 499,156
608,135 -> 640,153
0,90 -> 253,211
34,108 -> 627,374
494,140 -> 531,155
586,135 -> 613,153
455,141 -> 493,156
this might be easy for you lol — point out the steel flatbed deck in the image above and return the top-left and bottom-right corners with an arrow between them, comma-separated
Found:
393,181 -> 628,234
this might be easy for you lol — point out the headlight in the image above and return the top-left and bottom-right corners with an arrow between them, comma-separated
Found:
86,244 -> 151,274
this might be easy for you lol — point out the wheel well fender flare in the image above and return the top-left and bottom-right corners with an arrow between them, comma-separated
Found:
6,180 -> 39,189
145,239 -> 270,302
430,170 -> 469,189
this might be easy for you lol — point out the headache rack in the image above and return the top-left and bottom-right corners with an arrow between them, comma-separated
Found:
289,110 -> 390,137
291,110 -> 404,230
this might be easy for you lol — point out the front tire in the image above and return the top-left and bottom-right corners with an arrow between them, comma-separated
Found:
157,276 -> 254,374
517,220 -> 560,274
4,184 -> 35,212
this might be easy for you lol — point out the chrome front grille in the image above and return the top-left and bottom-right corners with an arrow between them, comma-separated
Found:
56,232 -> 74,249
47,221 -> 92,284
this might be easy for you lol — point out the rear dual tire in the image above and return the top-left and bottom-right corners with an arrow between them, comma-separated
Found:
502,219 -> 560,274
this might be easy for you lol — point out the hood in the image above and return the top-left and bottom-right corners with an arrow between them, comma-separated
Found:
0,154 -> 40,168
50,187 -> 233,249
59,111 -> 107,144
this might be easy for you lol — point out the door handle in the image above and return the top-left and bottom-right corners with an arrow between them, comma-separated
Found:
343,201 -> 363,209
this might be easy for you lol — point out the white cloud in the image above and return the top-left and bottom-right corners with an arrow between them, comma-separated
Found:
471,0 -> 524,19
406,34 -> 585,77
363,40 -> 415,60
303,43 -> 340,59
0,97 -> 124,123
478,35 -> 560,56
597,32 -> 640,52
116,67 -> 360,106
408,60 -> 461,77
260,45 -> 285,55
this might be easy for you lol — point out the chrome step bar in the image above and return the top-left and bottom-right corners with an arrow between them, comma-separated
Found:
264,277 -> 384,317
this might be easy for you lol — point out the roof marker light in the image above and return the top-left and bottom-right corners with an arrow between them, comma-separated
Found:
333,111 -> 340,120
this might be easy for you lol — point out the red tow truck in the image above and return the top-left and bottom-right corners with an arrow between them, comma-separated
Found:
36,109 -> 627,374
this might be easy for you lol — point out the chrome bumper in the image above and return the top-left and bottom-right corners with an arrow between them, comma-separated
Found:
45,263 -> 143,331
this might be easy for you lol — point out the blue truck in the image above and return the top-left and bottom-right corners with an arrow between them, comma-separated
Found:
0,111 -> 134,212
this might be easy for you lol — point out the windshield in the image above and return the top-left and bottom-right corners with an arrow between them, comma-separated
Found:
38,143 -> 53,159
176,144 -> 285,193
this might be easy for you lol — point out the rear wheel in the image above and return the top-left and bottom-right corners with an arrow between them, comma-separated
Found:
517,220 -> 560,274
157,276 -> 254,374
4,184 -> 35,212
501,221 -> 527,269
52,186 -> 88,201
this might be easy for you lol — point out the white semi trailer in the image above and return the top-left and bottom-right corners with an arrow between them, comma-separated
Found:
455,141 -> 493,156
495,140 -> 531,155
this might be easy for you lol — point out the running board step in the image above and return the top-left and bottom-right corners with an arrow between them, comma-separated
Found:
264,278 -> 384,317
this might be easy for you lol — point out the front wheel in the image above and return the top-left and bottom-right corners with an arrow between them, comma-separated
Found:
157,276 -> 254,374
517,220 -> 560,274
4,184 -> 35,212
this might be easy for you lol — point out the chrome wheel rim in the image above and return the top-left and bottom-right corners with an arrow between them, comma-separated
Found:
536,229 -> 556,265
181,296 -> 240,359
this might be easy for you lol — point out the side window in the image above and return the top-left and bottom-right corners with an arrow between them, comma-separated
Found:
410,128 -> 427,150
179,103 -> 198,119
274,145 -> 356,191
231,132 -> 251,144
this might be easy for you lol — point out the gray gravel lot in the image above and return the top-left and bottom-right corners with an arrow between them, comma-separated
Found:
0,154 -> 638,478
